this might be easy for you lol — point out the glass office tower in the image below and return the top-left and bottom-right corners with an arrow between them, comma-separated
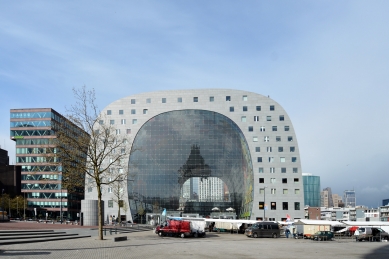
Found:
302,173 -> 320,207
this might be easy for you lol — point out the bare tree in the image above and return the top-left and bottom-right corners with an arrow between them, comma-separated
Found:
56,86 -> 131,240
109,174 -> 128,224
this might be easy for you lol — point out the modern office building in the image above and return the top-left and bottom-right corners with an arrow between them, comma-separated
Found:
302,173 -> 320,207
83,89 -> 305,223
344,189 -> 356,207
10,108 -> 87,220
382,199 -> 389,206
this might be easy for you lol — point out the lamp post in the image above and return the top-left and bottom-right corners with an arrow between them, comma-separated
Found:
263,186 -> 267,221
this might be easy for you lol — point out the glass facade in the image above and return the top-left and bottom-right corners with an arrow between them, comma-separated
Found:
128,110 -> 254,218
303,175 -> 321,207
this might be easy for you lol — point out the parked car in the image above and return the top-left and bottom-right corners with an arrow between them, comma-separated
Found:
310,231 -> 334,241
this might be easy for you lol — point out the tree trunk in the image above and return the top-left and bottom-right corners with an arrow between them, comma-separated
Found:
98,188 -> 103,240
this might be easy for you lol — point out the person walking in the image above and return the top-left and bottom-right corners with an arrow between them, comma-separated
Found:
285,228 -> 290,238
354,228 -> 360,242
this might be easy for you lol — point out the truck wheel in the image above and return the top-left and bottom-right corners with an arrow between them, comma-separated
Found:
180,233 -> 185,238
158,232 -> 163,237
253,233 -> 258,238
194,233 -> 198,238
272,233 -> 278,238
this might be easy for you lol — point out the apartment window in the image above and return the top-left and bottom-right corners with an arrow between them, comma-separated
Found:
295,202 -> 300,210
271,202 -> 276,210
131,109 -> 136,114
248,126 -> 253,132
280,157 -> 286,163
267,116 -> 271,121
110,120 -> 115,125
255,147 -> 260,152
271,189 -> 276,195
270,167 -> 275,173
259,178 -> 264,183
270,178 -> 276,183
108,187 -> 113,193
295,189 -> 300,194
131,99 -> 136,104
132,119 -> 137,124
126,129 -> 131,134
283,189 -> 288,194
143,109 -> 148,114
278,147 -> 283,152
256,106 -> 261,111
283,202 -> 288,210
279,115 -> 284,121
259,202 -> 264,210
267,147 -> 272,152
146,98 -> 151,103
210,96 -> 214,102
241,116 -> 246,122
107,110 -> 112,115
193,97 -> 198,102
88,187 -> 92,193
282,178 -> 287,184
292,157 -> 297,162
253,137 -> 258,142
116,129 -> 120,135
281,168 -> 286,173
288,136 -> 293,142
257,157 -> 262,163
276,136 -> 281,142
119,110 -> 124,115
162,98 -> 166,103
254,116 -> 259,121
272,126 -> 277,131
226,96 -> 231,101
294,178 -> 299,183
290,147 -> 295,152
260,126 -> 265,132
268,157 -> 274,163
108,200 -> 113,208
264,136 -> 269,142
243,106 -> 248,112
99,120 -> 104,125
243,95 -> 248,101
258,168 -> 264,173
285,126 -> 290,131
230,107 -> 234,112
293,168 -> 298,173
121,119 -> 126,125
178,97 -> 182,103
270,105 -> 275,111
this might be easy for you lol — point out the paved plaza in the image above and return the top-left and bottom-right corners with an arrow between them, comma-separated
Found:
1,222 -> 389,259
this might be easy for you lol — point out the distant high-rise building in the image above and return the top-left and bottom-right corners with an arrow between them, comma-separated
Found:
383,199 -> 389,206
302,173 -> 321,207
344,189 -> 356,207
321,187 -> 334,207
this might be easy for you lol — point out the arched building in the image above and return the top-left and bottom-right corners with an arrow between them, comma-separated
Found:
83,89 -> 304,223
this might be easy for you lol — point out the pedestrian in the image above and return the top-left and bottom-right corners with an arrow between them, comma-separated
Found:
285,228 -> 290,238
354,228 -> 360,242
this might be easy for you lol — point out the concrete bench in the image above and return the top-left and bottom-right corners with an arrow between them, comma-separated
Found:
113,236 -> 127,242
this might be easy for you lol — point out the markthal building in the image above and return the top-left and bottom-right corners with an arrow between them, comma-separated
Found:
83,89 -> 304,224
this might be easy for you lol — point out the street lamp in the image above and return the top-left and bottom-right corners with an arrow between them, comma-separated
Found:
263,186 -> 267,221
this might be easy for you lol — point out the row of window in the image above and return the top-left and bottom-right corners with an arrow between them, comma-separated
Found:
229,107 -> 277,113
256,147 -> 295,152
249,125 -> 290,131
17,156 -> 59,163
21,165 -> 61,172
16,138 -> 55,146
257,157 -> 298,163
260,188 -> 300,195
259,177 -> 300,183
106,109 -> 148,116
258,167 -> 298,173
16,147 -> 57,154
259,201 -> 300,210
254,136 -> 293,142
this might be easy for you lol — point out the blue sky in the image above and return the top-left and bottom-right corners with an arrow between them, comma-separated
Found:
1,1 -> 388,208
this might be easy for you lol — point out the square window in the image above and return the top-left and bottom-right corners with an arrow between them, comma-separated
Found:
283,189 -> 288,194
283,202 -> 288,210
210,96 -> 214,102
253,136 -> 258,142
259,202 -> 264,209
294,202 -> 300,210
146,98 -> 151,103
132,119 -> 137,124
193,97 -> 198,102
99,120 -> 104,125
259,178 -> 264,183
256,106 -> 261,111
243,106 -> 248,112
131,99 -> 136,104
270,167 -> 275,173
257,157 -> 262,162
126,129 -> 131,134
119,110 -> 124,115
255,147 -> 260,152
230,107 -> 234,112
107,110 -> 112,115
282,178 -> 287,184
260,126 -> 265,132
288,136 -> 293,142
243,95 -> 248,101
248,126 -> 253,132
295,189 -> 300,194
270,105 -> 275,111
258,167 -> 263,173
178,97 -> 182,103
281,168 -> 286,173
121,119 -> 126,125
108,200 -> 113,208
116,129 -> 120,135
267,116 -> 271,121
292,157 -> 297,162
271,202 -> 276,210
294,178 -> 299,183
131,109 -> 136,114
268,157 -> 274,162
88,187 -> 92,193
290,147 -> 295,152
270,178 -> 276,183
110,120 -> 115,125
293,168 -> 298,173
280,157 -> 286,163
254,116 -> 259,121
285,126 -> 290,131
226,96 -> 231,101
94,129 -> 99,135
279,115 -> 284,121
108,187 -> 113,193
271,189 -> 276,195
143,109 -> 148,114
278,147 -> 283,152
267,147 -> 272,152
272,126 -> 277,131
162,98 -> 166,103
264,136 -> 269,142
241,116 -> 246,122
276,136 -> 281,142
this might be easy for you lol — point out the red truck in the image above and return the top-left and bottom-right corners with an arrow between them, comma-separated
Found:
155,218 -> 206,238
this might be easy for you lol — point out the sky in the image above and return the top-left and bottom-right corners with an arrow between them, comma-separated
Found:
1,1 -> 388,208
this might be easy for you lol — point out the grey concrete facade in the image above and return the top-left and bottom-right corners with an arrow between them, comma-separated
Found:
84,89 -> 304,222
